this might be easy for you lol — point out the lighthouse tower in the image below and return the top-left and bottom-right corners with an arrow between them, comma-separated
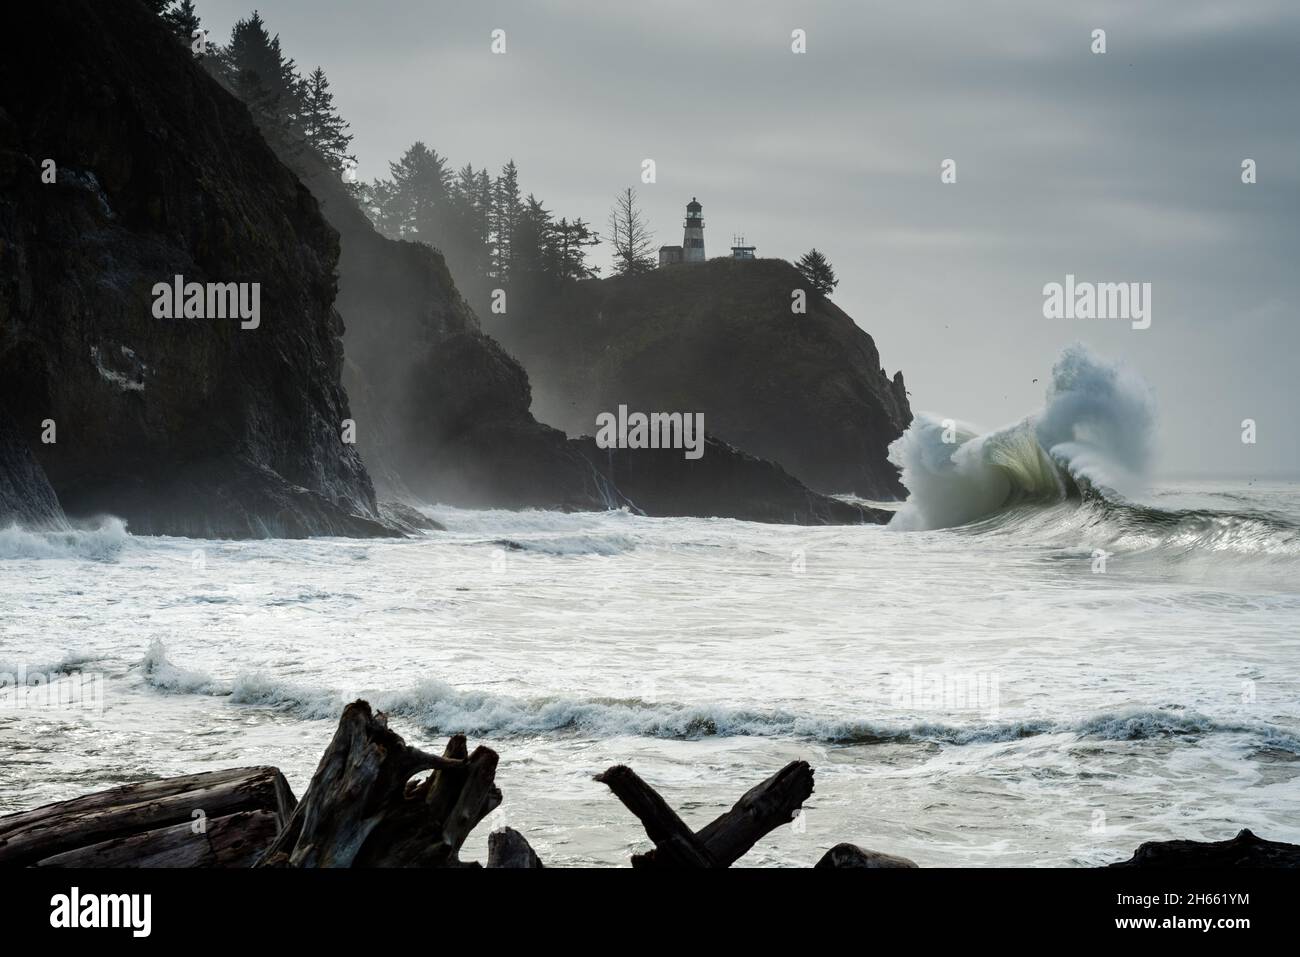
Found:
682,197 -> 705,262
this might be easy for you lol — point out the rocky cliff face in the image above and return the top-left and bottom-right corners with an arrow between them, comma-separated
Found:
494,259 -> 913,499
0,405 -> 65,528
0,3 -> 889,534
0,2 -> 386,537
281,144 -> 887,524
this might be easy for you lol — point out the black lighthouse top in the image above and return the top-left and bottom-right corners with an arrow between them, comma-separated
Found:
685,197 -> 703,223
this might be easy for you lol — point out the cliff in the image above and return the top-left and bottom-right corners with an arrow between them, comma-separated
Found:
0,2 -> 386,537
0,2 -> 886,534
493,259 -> 913,499
278,139 -> 886,524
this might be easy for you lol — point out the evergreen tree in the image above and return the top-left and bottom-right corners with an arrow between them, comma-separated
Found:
385,141 -> 451,242
224,12 -> 305,130
491,160 -> 521,282
363,178 -> 404,239
162,1 -> 204,53
452,164 -> 490,250
510,195 -> 558,289
448,164 -> 492,288
555,218 -> 601,281
795,248 -> 838,296
607,187 -> 655,276
300,66 -> 354,172
475,169 -> 494,249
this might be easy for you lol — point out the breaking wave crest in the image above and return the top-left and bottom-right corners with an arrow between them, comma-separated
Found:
134,642 -> 1299,752
886,344 -> 1300,561
0,517 -> 132,561
888,344 -> 1151,531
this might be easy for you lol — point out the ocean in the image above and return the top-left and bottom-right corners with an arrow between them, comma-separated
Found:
2,475 -> 1298,867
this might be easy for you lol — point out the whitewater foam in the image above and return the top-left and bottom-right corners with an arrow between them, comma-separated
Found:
0,517 -> 132,561
132,642 -> 1300,752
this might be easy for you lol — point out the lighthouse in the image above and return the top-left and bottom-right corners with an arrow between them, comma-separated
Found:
682,197 -> 705,262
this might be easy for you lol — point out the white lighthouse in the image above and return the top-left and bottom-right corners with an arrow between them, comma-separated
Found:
682,197 -> 705,262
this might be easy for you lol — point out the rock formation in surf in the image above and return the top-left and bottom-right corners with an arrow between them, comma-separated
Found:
0,1 -> 386,538
490,258 -> 913,499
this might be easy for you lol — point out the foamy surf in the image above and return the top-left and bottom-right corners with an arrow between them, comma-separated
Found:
0,516 -> 132,561
132,641 -> 1300,752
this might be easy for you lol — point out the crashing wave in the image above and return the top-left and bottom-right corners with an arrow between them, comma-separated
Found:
885,344 -> 1300,561
0,516 -> 132,561
888,343 -> 1152,531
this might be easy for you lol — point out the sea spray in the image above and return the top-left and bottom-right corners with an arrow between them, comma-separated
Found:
888,344 -> 1155,531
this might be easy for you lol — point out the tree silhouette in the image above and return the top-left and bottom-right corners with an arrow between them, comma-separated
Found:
223,12 -> 305,131
607,188 -> 655,276
796,248 -> 838,296
162,1 -> 203,53
385,142 -> 451,242
492,160 -> 522,282
300,67 -> 354,172
555,218 -> 601,281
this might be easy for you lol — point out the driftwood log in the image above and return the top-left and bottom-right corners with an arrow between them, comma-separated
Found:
1110,828 -> 1300,868
594,760 -> 814,867
0,766 -> 295,867
815,843 -> 919,868
256,700 -> 506,867
487,827 -> 544,868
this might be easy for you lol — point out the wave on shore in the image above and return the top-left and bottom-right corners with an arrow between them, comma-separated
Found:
134,641 -> 1299,752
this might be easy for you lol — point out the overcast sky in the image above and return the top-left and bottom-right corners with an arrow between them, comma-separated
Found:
199,0 -> 1299,477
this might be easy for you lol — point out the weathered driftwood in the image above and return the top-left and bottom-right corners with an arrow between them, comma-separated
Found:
0,766 -> 295,868
815,843 -> 919,868
1110,828 -> 1300,868
35,810 -> 280,868
256,700 -> 500,867
594,760 -> 814,867
487,827 -> 544,868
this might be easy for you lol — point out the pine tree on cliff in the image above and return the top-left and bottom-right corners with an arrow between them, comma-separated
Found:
449,164 -> 493,287
385,142 -> 451,243
492,161 -> 522,282
223,12 -> 305,131
555,218 -> 601,281
362,179 -> 403,240
511,195 -> 559,290
796,248 -> 839,296
300,67 -> 354,172
607,188 -> 655,276
162,1 -> 203,53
